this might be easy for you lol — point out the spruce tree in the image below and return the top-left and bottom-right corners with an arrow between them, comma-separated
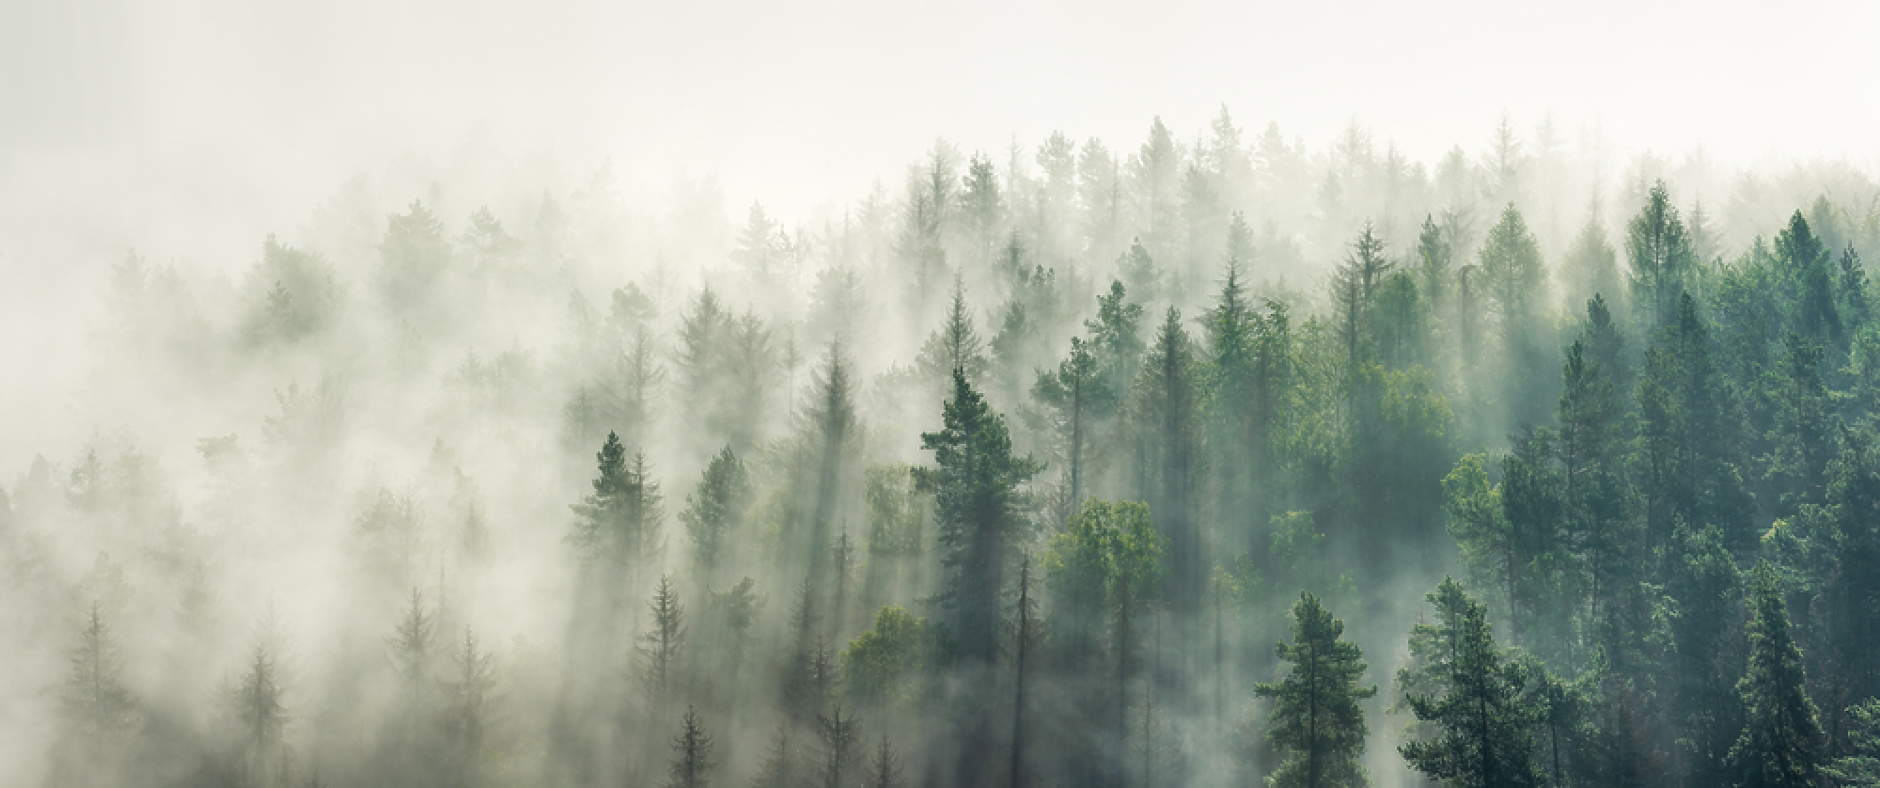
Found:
665,705 -> 716,788
915,368 -> 1042,664
681,445 -> 753,571
866,735 -> 906,788
1729,562 -> 1825,788
1398,577 -> 1540,788
1253,592 -> 1377,788
639,573 -> 688,703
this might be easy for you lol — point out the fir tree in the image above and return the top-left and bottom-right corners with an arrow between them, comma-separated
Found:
665,705 -> 716,788
681,445 -> 753,571
639,574 -> 688,703
1253,592 -> 1377,788
1398,577 -> 1540,788
1729,562 -> 1825,788
866,735 -> 906,788
915,368 -> 1042,664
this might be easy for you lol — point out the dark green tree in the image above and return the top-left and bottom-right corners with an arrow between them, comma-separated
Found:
665,705 -> 716,788
681,445 -> 754,572
1253,592 -> 1377,788
1729,562 -> 1825,788
1626,180 -> 1696,329
915,369 -> 1042,664
1398,577 -> 1540,788
569,433 -> 664,569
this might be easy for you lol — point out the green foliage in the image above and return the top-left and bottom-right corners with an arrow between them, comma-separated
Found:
1626,180 -> 1697,329
915,369 -> 1042,663
568,433 -> 664,567
1398,577 -> 1540,788
1827,699 -> 1880,787
1253,592 -> 1376,788
1729,562 -> 1825,788
1041,499 -> 1164,670
841,606 -> 949,708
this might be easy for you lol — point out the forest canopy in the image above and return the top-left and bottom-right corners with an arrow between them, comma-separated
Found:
4,109 -> 1880,788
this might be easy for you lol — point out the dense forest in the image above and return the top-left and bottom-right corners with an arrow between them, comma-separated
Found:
6,110 -> 1880,788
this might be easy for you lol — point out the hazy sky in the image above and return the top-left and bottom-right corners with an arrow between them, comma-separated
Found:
3,0 -> 1877,223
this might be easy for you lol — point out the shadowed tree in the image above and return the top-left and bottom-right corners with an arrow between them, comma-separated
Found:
53,602 -> 136,786
1729,562 -> 1825,788
639,574 -> 688,704
681,445 -> 753,572
866,735 -> 906,788
665,705 -> 716,788
1399,577 -> 1540,788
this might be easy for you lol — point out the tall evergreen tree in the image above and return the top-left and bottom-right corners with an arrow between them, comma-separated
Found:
569,433 -> 665,569
639,574 -> 688,703
1253,592 -> 1377,788
1399,577 -> 1540,788
1729,562 -> 1825,788
915,369 -> 1042,664
681,445 -> 754,571
665,705 -> 716,788
1626,180 -> 1696,330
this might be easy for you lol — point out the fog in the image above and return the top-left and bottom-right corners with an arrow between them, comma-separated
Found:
3,2 -> 1879,787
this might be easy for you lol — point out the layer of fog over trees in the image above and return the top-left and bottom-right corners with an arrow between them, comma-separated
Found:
7,109 -> 1880,788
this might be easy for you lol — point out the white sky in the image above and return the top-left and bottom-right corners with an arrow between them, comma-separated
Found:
4,0 -> 1878,222
0,0 -> 1875,474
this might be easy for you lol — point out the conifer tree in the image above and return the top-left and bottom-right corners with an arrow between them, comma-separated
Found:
665,705 -> 716,788
639,574 -> 688,703
386,587 -> 435,701
1729,562 -> 1825,788
915,368 -> 1042,664
1134,307 -> 1203,618
815,704 -> 862,788
866,735 -> 906,788
55,602 -> 135,785
681,445 -> 753,571
1399,577 -> 1540,788
441,628 -> 497,772
569,433 -> 664,569
1253,592 -> 1377,788
1033,337 -> 1110,521
1626,180 -> 1696,330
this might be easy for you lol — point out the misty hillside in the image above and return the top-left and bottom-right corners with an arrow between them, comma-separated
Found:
5,110 -> 1880,788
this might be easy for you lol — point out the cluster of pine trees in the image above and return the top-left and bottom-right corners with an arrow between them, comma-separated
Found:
4,110 -> 1880,788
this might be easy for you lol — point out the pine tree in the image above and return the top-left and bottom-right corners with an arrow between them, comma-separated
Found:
640,574 -> 688,703
1398,577 -> 1540,788
866,735 -> 906,788
1626,180 -> 1696,330
1253,592 -> 1377,788
915,369 -> 1042,664
1033,337 -> 1110,521
440,628 -> 497,771
1134,307 -> 1203,618
55,602 -> 136,784
665,705 -> 716,788
569,433 -> 664,569
916,278 -> 989,391
1827,699 -> 1880,787
1330,220 -> 1393,367
1087,279 -> 1147,405
1729,562 -> 1825,788
750,718 -> 800,788
815,704 -> 863,788
681,445 -> 753,571
384,588 -> 430,686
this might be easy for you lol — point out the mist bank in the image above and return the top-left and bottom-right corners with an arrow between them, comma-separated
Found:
2,110 -> 1879,788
